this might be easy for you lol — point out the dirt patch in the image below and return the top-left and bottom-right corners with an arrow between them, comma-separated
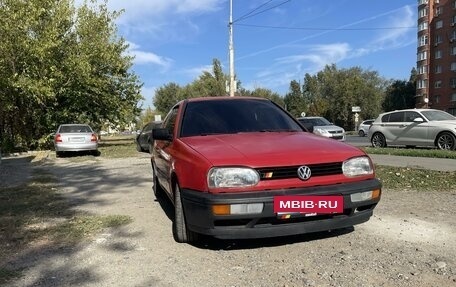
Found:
1,154 -> 455,287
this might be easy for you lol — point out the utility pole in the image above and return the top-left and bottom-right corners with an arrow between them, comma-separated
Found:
228,0 -> 235,97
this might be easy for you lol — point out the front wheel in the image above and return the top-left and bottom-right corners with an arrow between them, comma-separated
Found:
358,130 -> 365,137
436,132 -> 456,150
371,133 -> 387,148
173,182 -> 198,243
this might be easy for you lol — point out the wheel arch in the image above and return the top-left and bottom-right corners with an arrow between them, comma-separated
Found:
434,130 -> 456,148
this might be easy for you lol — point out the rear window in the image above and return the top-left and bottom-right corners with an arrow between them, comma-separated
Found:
382,112 -> 404,123
59,125 -> 92,133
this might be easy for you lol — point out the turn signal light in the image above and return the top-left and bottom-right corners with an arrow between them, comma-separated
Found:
212,205 -> 230,215
372,189 -> 381,199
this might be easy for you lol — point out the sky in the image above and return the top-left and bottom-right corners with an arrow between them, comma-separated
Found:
90,0 -> 418,109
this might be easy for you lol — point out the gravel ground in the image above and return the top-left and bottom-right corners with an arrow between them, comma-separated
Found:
2,153 -> 456,287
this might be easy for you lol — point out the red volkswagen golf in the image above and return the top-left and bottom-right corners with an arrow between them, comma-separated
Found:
151,97 -> 381,243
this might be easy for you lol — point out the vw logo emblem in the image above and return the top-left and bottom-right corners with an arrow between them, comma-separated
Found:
297,166 -> 311,181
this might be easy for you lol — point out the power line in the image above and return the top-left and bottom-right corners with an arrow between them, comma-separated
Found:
233,0 -> 292,23
234,0 -> 274,23
234,23 -> 416,31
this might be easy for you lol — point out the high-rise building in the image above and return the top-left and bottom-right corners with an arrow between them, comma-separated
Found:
417,0 -> 456,115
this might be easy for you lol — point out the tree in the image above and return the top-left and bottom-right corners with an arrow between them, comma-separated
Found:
382,80 -> 416,112
284,80 -> 306,117
294,64 -> 386,129
0,0 -> 142,152
154,82 -> 183,114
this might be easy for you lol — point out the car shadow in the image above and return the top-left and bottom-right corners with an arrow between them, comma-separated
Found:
153,191 -> 356,250
192,226 -> 355,251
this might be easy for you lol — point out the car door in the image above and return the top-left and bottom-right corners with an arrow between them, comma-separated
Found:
153,106 -> 179,196
380,112 -> 406,144
399,111 -> 430,146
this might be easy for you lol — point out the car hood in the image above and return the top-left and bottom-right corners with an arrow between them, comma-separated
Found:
313,125 -> 345,131
181,132 -> 364,167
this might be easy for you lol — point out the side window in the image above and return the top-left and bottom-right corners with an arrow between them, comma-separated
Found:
388,112 -> 404,122
405,111 -> 422,122
163,106 -> 179,135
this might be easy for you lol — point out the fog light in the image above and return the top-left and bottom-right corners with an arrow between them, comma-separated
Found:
350,191 -> 373,202
212,203 -> 264,215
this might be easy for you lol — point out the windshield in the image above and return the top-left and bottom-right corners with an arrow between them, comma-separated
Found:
180,99 -> 303,137
421,110 -> 456,121
299,117 -> 331,126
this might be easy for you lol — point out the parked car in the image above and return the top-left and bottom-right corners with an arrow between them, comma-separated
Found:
54,124 -> 98,157
136,121 -> 163,153
358,119 -> 375,137
368,108 -> 456,150
151,97 -> 381,243
297,116 -> 345,141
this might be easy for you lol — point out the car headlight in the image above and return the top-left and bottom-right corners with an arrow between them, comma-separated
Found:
314,128 -> 330,136
342,157 -> 373,177
208,167 -> 260,188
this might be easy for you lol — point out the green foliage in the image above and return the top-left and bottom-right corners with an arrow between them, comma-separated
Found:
284,80 -> 306,117
288,64 -> 387,129
0,0 -> 142,153
154,82 -> 183,114
154,58 -> 287,114
382,79 -> 416,112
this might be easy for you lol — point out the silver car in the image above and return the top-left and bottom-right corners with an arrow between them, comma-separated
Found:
358,119 -> 374,137
54,124 -> 99,157
368,109 -> 456,150
297,116 -> 345,141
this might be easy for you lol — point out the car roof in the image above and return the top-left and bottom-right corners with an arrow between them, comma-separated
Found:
383,108 -> 440,114
183,96 -> 270,103
297,116 -> 323,119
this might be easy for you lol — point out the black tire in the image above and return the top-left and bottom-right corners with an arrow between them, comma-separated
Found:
152,163 -> 164,198
358,130 -> 365,137
173,182 -> 198,243
436,132 -> 456,150
371,133 -> 387,148
56,151 -> 63,158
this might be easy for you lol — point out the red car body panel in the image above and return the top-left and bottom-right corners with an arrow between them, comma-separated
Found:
175,132 -> 374,193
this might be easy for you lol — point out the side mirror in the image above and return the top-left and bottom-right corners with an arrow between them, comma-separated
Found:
301,123 -> 314,132
152,128 -> 173,141
413,118 -> 424,123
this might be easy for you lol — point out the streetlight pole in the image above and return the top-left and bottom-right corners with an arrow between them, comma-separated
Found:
228,0 -> 235,97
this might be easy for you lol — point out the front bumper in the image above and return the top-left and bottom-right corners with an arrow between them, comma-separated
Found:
181,179 -> 381,239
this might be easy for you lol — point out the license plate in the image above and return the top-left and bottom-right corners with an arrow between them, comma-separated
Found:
274,195 -> 343,214
69,137 -> 84,143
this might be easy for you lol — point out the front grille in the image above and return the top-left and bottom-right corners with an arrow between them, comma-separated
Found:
328,130 -> 344,134
256,162 -> 342,180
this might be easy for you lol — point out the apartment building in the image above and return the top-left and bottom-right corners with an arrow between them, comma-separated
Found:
417,0 -> 456,115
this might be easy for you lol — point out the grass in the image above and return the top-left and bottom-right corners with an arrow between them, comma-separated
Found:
375,165 -> 456,191
0,170 -> 132,284
364,146 -> 456,159
97,135 -> 138,158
